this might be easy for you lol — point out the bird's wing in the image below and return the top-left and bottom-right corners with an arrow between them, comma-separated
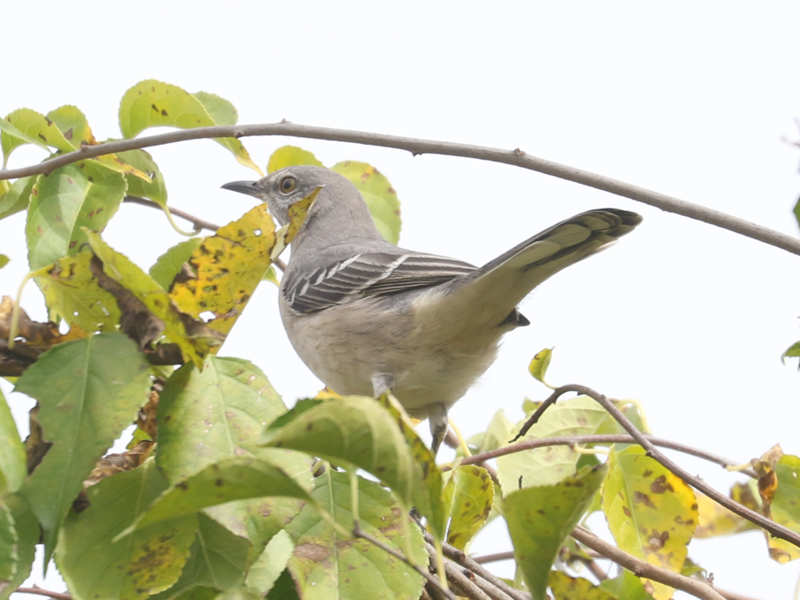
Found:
283,251 -> 476,313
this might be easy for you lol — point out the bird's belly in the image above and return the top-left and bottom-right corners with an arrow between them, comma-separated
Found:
280,296 -> 503,419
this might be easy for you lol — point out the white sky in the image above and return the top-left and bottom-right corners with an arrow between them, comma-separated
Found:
3,2 -> 800,598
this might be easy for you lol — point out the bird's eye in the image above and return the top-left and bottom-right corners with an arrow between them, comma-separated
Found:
279,175 -> 297,194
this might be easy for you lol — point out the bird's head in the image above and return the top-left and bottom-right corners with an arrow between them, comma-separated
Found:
222,165 -> 345,225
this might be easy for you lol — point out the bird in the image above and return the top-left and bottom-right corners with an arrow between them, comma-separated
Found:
223,165 -> 641,453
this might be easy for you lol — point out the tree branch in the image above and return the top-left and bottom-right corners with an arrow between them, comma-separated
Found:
15,586 -> 72,600
424,542 -> 496,600
471,551 -> 515,564
124,195 -> 221,233
1,123 -> 799,256
432,538 -> 529,600
352,525 -> 456,600
571,526 -> 727,600
520,385 -> 800,548
459,433 -> 757,478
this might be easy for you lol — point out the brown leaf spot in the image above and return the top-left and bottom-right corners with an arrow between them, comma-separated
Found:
295,542 -> 331,563
177,481 -> 189,490
38,133 -> 47,142
622,505 -> 632,517
646,529 -> 669,550
642,469 -> 653,477
634,491 -> 656,509
64,128 -> 73,140
650,475 -> 674,494
151,103 -> 159,113
215,478 -> 224,486
161,109 -> 168,117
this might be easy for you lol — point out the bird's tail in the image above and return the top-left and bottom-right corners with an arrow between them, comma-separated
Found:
434,209 -> 642,329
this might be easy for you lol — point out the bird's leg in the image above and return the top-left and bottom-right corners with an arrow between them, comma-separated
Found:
371,372 -> 395,397
429,403 -> 448,457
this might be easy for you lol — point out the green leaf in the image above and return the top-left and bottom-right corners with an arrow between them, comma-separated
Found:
267,145 -> 324,173
150,238 -> 203,290
599,569 -> 653,600
1,108 -> 73,164
444,465 -> 494,550
782,341 -> 800,362
205,496 -> 306,555
26,162 -> 127,269
498,395 -> 621,493
504,464 -> 607,600
548,571 -> 618,600
375,393 -> 447,540
0,176 -> 36,220
17,333 -> 151,558
528,347 -> 553,384
261,394 -> 445,536
0,389 -> 25,493
157,357 -> 311,489
194,92 -> 239,126
266,570 -> 300,600
331,161 -> 401,243
245,529 -> 294,596
0,255 -> 7,270
0,495 -> 38,600
46,105 -> 94,146
766,454 -> 800,563
0,503 -> 16,581
466,409 -> 513,456
35,248 -> 121,331
121,456 -> 312,536
57,460 -> 196,600
151,513 -> 250,599
118,79 -> 260,172
117,147 -> 168,206
285,470 -> 426,600
602,446 -> 698,600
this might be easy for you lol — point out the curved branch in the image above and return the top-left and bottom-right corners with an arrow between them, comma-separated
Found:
458,433 -> 757,478
124,195 -> 221,232
1,123 -> 799,256
571,527 -> 726,600
524,385 -> 800,548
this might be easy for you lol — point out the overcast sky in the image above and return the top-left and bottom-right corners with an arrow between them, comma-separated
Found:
3,2 -> 800,598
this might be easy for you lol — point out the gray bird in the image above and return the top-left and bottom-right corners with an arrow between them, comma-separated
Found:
223,166 -> 641,452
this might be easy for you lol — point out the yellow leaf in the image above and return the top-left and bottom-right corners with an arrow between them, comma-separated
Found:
169,204 -> 276,338
86,232 -> 219,367
602,446 -> 698,600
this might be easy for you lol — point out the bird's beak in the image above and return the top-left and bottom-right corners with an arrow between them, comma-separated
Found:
221,180 -> 261,198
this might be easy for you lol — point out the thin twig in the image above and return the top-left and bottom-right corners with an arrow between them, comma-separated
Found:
1,123 -> 799,256
352,525 -> 455,600
571,527 -> 726,600
459,433 -> 757,478
123,195 -> 287,271
425,542 -> 495,600
472,551 -> 515,564
15,586 -> 72,600
124,195 -> 221,232
435,539 -> 530,600
527,385 -> 800,548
